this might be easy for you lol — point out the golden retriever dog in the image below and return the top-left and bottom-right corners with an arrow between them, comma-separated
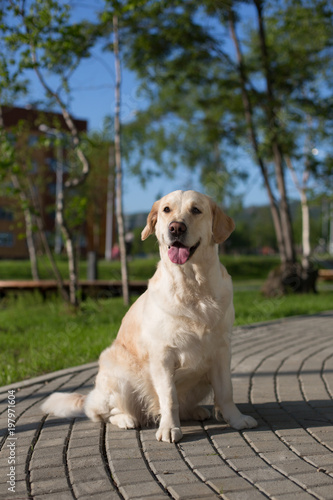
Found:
42,190 -> 257,442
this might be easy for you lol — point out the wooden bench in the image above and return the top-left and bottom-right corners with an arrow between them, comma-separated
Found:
0,280 -> 147,298
318,269 -> 333,281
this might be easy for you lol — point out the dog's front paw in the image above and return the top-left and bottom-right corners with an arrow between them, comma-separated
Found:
229,414 -> 257,430
110,413 -> 138,429
156,426 -> 183,443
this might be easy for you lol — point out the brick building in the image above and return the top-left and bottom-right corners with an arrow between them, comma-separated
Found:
0,106 -> 88,259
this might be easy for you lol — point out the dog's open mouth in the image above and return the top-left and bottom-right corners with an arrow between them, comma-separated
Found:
167,241 -> 200,265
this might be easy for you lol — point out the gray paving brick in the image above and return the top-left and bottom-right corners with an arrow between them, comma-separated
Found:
227,456 -> 267,471
158,471 -> 199,488
30,453 -> 64,469
67,444 -> 100,459
109,447 -> 142,460
259,450 -> 299,464
241,467 -> 285,483
222,490 -> 268,500
185,453 -> 225,468
219,445 -> 260,459
67,455 -> 103,470
72,479 -> 113,497
207,475 -> 252,494
109,457 -> 146,472
78,493 -> 121,500
112,467 -> 155,487
274,459 -> 318,476
193,466 -> 236,481
68,436 -> 99,448
0,479 -> 27,496
305,453 -> 333,466
257,478 -> 305,495
310,484 -> 333,498
31,477 -> 70,495
33,494 -> 73,500
168,482 -> 217,499
30,465 -> 67,482
293,471 -> 333,487
274,492 -> 315,500
119,481 -> 164,499
34,437 -> 66,449
69,465 -> 107,483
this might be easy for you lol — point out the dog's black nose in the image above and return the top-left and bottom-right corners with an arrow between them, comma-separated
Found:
169,221 -> 187,237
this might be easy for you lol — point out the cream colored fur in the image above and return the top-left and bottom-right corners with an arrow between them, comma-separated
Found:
41,190 -> 257,442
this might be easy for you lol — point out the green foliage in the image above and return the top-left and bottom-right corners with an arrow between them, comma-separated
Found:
109,0 -> 333,222
245,1 -> 333,195
2,0 -> 98,95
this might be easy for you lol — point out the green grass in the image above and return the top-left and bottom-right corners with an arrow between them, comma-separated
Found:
233,290 -> 333,325
0,256 -> 160,281
1,288 -> 332,387
0,293 -> 129,387
0,255 -> 279,281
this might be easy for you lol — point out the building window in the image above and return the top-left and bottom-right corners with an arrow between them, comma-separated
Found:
0,232 -> 14,247
45,157 -> 58,172
28,134 -> 39,147
30,160 -> 38,174
48,183 -> 56,196
6,132 -> 16,145
0,207 -> 13,221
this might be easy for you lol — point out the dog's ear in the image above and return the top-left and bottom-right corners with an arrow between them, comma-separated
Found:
141,200 -> 160,240
210,201 -> 235,244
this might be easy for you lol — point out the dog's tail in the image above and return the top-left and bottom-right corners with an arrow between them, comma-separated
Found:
41,392 -> 86,418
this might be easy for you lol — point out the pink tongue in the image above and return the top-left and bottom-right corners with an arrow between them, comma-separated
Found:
168,245 -> 190,265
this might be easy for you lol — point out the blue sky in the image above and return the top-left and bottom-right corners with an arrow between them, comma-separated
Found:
15,0 -> 272,214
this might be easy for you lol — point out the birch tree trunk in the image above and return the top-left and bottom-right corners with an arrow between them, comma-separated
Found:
105,144 -> 115,261
28,178 -> 70,302
228,10 -> 287,263
254,0 -> 296,266
11,175 -> 39,281
113,14 -> 129,305
285,157 -> 311,271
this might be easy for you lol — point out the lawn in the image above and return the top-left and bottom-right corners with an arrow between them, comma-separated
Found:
0,256 -> 332,386
0,293 -> 129,387
0,254 -> 281,281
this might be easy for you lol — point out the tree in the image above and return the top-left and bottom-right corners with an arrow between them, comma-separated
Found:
1,0 -> 98,305
98,0 -> 151,305
112,13 -> 129,305
115,0 -> 333,293
259,0 -> 333,268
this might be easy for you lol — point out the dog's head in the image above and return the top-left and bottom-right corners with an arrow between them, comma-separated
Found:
141,190 -> 235,265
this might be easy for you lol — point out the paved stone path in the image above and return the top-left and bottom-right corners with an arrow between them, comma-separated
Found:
1,311 -> 333,500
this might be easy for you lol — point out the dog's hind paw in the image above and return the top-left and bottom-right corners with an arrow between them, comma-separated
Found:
156,426 -> 183,443
230,414 -> 257,430
109,413 -> 138,429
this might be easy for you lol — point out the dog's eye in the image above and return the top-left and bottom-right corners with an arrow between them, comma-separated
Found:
191,207 -> 201,215
163,206 -> 171,213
